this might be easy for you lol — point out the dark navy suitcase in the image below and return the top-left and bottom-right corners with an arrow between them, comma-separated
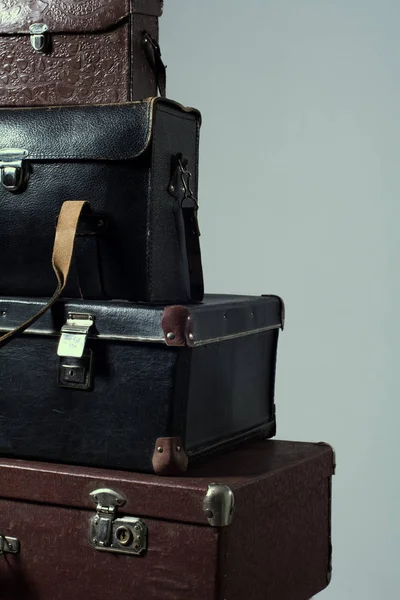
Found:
0,294 -> 284,474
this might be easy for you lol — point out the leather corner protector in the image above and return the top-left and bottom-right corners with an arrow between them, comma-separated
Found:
162,306 -> 194,347
152,437 -> 189,475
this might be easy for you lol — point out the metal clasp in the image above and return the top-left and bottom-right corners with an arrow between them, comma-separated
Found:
58,313 -> 95,391
29,23 -> 49,53
0,148 -> 29,192
90,489 -> 148,556
58,313 -> 94,359
0,535 -> 20,555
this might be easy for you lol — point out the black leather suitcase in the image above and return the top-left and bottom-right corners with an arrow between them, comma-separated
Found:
0,98 -> 203,304
0,294 -> 284,474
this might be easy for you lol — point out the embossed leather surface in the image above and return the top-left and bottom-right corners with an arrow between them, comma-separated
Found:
0,0 -> 163,105
0,295 -> 280,472
0,99 -> 202,303
0,441 -> 334,600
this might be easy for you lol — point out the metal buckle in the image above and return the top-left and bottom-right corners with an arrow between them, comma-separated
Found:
0,148 -> 29,192
29,23 -> 49,53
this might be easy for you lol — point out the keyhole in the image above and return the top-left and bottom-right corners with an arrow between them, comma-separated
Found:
115,526 -> 132,547
69,370 -> 75,377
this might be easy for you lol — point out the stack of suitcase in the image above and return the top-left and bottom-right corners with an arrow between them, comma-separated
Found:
0,3 -> 334,599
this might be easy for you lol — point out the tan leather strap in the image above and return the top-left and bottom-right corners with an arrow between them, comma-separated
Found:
0,200 -> 88,349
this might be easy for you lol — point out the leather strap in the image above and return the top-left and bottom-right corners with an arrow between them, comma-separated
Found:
143,32 -> 167,97
0,200 -> 88,349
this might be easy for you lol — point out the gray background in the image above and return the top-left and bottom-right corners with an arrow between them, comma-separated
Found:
161,1 -> 398,598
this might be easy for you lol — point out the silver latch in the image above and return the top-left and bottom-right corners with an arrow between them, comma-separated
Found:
0,535 -> 20,555
58,313 -> 94,359
0,148 -> 29,192
203,484 -> 235,527
29,23 -> 49,53
58,313 -> 95,391
90,489 -> 148,556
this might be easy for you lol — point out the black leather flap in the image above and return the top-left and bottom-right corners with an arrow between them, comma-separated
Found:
0,295 -> 284,347
0,99 -> 199,161
0,0 -> 162,35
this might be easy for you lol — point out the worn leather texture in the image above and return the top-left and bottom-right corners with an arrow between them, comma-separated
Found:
0,99 -> 202,303
0,440 -> 334,600
0,295 -> 281,472
0,0 -> 163,105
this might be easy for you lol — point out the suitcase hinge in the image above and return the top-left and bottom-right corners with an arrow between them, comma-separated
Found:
0,148 -> 29,192
29,23 -> 50,53
203,484 -> 235,527
90,489 -> 148,556
58,313 -> 95,390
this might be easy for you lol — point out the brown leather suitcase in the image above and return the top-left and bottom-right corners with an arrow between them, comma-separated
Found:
0,440 -> 335,600
0,0 -> 165,106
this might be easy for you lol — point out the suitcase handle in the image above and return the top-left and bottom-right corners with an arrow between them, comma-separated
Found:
0,200 -> 89,350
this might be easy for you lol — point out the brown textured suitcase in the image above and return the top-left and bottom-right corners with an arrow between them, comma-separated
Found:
0,0 -> 165,106
0,440 -> 335,600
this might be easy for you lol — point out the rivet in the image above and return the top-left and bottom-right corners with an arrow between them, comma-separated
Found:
134,524 -> 141,531
223,313 -> 228,320
97,220 -> 104,228
167,332 -> 176,340
1,311 -> 6,317
169,185 -> 175,193
176,446 -> 181,452
205,509 -> 214,519
157,447 -> 163,453
188,333 -> 194,341
251,311 -> 255,317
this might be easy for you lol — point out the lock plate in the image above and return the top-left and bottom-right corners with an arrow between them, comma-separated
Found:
58,349 -> 93,391
89,489 -> 147,556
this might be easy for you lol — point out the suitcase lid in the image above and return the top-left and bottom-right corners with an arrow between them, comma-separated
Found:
0,98 -> 200,163
0,441 -> 335,526
0,294 -> 285,348
0,1 -> 163,35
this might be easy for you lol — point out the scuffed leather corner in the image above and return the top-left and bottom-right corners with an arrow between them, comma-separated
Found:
162,306 -> 194,347
152,437 -> 189,475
